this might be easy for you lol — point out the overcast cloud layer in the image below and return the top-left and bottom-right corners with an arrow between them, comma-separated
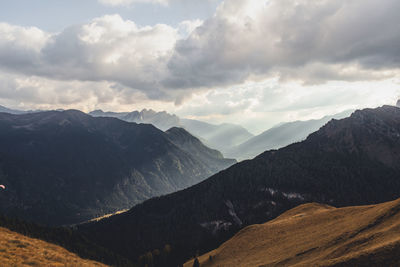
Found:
0,0 -> 399,132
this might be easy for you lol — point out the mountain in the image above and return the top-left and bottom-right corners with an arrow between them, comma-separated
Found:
226,110 -> 353,160
79,105 -> 400,266
0,226 -> 107,267
89,109 -> 254,156
0,105 -> 27,114
165,127 -> 233,173
397,99 -> 400,107
89,109 -> 181,132
180,119 -> 254,154
0,110 -> 235,226
186,198 -> 400,267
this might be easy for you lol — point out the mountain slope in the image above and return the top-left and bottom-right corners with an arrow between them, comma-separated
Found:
0,110 -> 234,226
0,214 -> 132,266
187,198 -> 400,267
165,127 -> 235,173
0,226 -> 107,267
79,105 -> 400,266
89,109 -> 254,156
226,110 -> 353,160
180,119 -> 254,155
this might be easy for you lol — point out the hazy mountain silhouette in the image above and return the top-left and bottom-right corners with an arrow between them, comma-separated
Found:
180,119 -> 254,154
0,105 -> 29,114
226,110 -> 353,160
89,109 -> 254,156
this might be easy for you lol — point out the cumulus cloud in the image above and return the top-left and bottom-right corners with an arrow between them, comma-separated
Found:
0,15 -> 179,100
166,0 -> 400,88
0,0 -> 400,109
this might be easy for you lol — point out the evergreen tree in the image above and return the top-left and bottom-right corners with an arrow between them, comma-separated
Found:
193,258 -> 200,267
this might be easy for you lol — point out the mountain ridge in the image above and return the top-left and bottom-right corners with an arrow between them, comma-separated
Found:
186,197 -> 400,267
0,110 -> 235,226
89,109 -> 254,155
226,110 -> 353,160
79,105 -> 400,266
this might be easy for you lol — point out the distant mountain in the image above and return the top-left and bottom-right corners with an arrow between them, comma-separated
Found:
180,119 -> 254,154
397,99 -> 400,107
79,105 -> 400,266
89,109 -> 254,156
226,110 -> 353,160
90,109 -> 180,132
0,110 -> 235,226
187,198 -> 400,267
0,105 -> 27,114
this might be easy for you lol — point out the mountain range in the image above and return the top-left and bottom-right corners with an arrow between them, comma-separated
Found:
78,105 -> 400,266
1,105 -> 355,162
0,105 -> 30,115
226,110 -> 353,160
89,109 -> 254,156
90,108 -> 357,161
0,110 -> 235,226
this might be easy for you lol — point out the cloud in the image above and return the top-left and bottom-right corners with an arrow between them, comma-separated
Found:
0,15 -> 179,101
165,0 -> 400,88
175,78 -> 400,134
0,0 -> 399,109
98,0 -> 169,7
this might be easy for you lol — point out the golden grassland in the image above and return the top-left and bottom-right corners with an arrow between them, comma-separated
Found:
0,227 -> 108,267
87,209 -> 129,223
186,198 -> 400,267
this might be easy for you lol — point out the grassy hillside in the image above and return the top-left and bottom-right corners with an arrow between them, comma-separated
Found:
0,215 -> 132,266
186,198 -> 400,267
0,226 -> 107,266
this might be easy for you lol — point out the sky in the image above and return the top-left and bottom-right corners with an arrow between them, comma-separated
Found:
0,0 -> 399,134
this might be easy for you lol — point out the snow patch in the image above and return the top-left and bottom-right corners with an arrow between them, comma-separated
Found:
282,192 -> 305,200
262,187 -> 305,201
225,200 -> 243,226
200,220 -> 232,235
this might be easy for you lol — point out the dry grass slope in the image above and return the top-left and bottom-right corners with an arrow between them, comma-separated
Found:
0,227 -> 108,267
186,198 -> 400,267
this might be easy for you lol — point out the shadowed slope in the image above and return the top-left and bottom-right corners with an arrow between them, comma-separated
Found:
0,110 -> 234,225
187,198 -> 400,267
